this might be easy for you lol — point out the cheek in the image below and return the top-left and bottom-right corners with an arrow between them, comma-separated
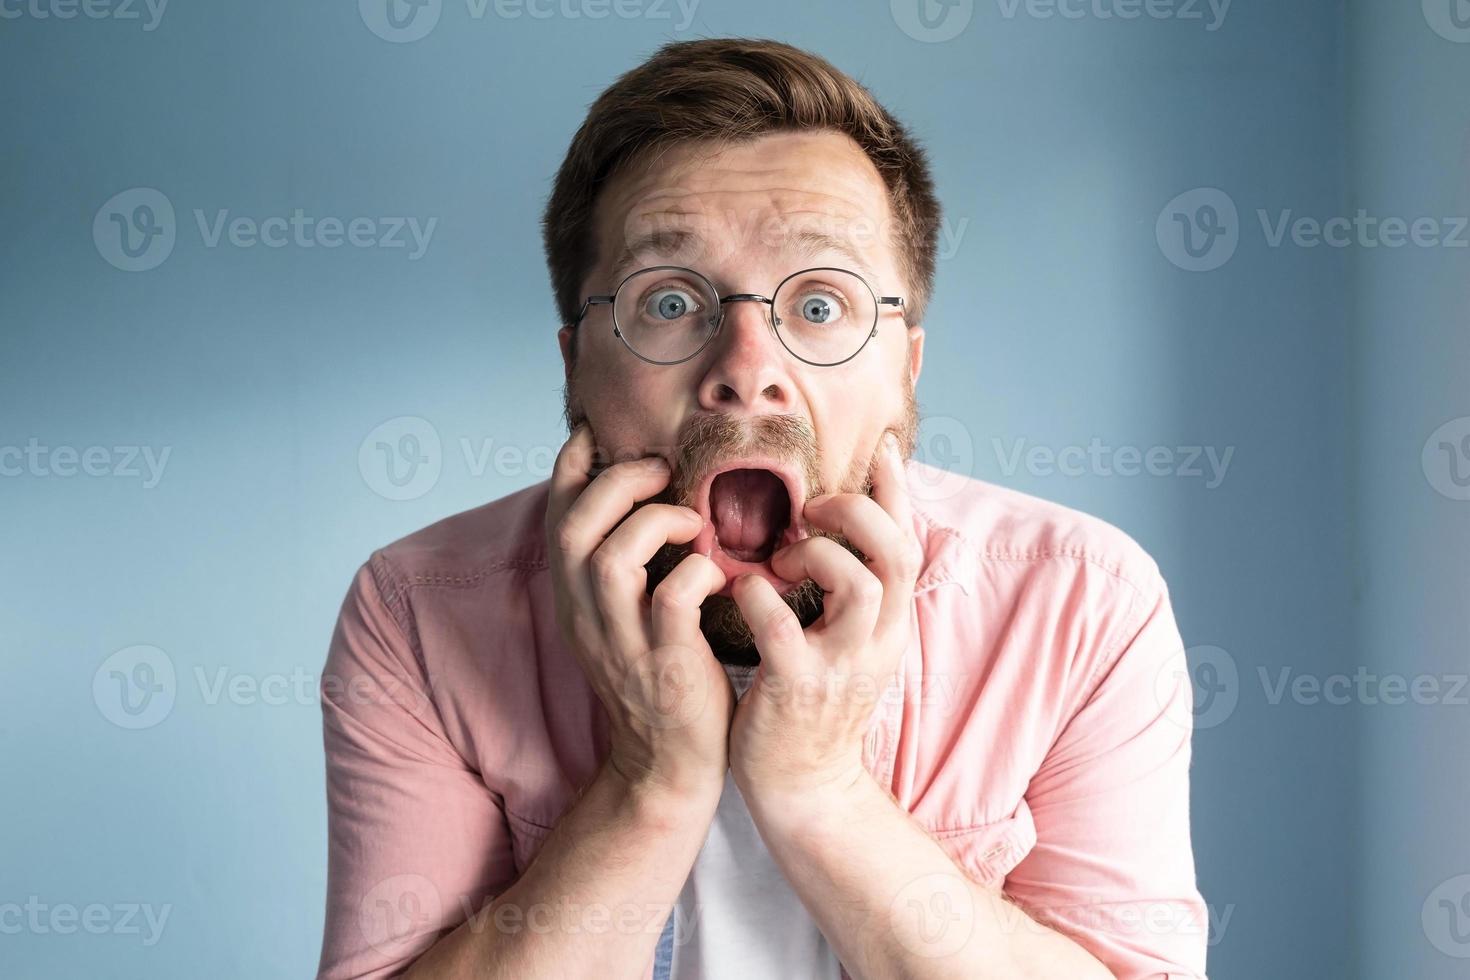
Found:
811,381 -> 892,482
572,357 -> 694,456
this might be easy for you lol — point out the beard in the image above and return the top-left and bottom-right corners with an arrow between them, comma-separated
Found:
563,370 -> 920,667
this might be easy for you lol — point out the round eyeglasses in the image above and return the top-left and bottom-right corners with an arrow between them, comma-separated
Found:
572,265 -> 905,367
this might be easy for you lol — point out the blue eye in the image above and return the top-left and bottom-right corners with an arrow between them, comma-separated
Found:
799,293 -> 836,324
646,289 -> 697,321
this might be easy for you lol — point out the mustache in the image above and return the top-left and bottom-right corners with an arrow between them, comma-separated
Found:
665,413 -> 822,503
576,413 -> 824,501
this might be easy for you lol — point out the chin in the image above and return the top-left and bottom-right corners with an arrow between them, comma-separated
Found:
697,581 -> 827,668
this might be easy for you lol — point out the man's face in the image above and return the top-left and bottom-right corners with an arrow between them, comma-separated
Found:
558,129 -> 925,664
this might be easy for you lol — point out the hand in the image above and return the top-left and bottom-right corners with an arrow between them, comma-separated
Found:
545,425 -> 735,804
727,432 -> 921,802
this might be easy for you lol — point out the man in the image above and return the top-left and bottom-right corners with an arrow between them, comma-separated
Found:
316,38 -> 1209,980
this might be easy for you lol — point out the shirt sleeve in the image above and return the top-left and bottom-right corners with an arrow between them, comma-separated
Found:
1002,580 -> 1210,979
316,557 -> 518,980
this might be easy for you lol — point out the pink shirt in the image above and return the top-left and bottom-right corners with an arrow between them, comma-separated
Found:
316,460 -> 1209,979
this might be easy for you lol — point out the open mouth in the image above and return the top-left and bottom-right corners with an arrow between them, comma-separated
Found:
690,462 -> 807,595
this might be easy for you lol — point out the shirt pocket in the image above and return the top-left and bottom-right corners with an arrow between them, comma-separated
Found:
927,797 -> 1038,889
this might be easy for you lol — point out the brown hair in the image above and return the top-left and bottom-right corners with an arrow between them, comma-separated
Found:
541,37 -> 942,357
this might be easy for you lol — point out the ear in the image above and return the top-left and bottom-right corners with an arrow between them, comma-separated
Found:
557,325 -> 575,381
906,324 -> 925,386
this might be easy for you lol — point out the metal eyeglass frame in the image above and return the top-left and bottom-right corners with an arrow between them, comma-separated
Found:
572,264 -> 906,367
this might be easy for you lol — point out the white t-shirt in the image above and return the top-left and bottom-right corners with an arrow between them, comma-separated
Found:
653,664 -> 843,980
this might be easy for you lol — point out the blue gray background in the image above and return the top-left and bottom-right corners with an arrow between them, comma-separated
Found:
2,1 -> 1467,976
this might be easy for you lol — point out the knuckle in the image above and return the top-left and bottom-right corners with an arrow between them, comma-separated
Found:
852,573 -> 884,611
589,546 -> 622,588
894,540 -> 923,582
759,604 -> 801,643
650,582 -> 690,617
553,440 -> 591,478
553,516 -> 584,556
549,511 -> 588,555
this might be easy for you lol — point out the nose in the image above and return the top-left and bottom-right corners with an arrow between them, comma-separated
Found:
696,297 -> 798,414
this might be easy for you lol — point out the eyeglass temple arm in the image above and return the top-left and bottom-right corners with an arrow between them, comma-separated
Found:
867,296 -> 906,341
574,295 -> 615,325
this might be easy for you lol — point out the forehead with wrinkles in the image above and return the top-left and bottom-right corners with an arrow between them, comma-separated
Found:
590,130 -> 901,290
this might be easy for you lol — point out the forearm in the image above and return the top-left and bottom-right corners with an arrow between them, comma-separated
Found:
405,761 -> 718,980
743,770 -> 1113,980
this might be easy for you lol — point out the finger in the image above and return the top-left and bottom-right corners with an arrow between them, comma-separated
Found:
802,489 -> 920,642
565,456 -> 675,550
650,552 -> 728,650
768,536 -> 882,649
802,491 -> 914,587
730,573 -> 810,675
545,424 -> 607,634
551,455 -> 671,579
870,430 -> 915,547
548,450 -> 672,631
545,423 -> 597,544
592,503 -> 705,650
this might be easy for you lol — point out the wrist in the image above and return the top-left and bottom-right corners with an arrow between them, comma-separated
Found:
599,757 -> 724,830
736,761 -> 875,829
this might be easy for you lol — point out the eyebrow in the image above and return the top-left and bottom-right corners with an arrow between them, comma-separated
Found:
608,230 -> 697,285
606,227 -> 880,289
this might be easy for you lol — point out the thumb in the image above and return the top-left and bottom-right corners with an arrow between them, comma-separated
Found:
730,574 -> 809,676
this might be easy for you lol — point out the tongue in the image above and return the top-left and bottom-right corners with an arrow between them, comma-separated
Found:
709,469 -> 789,562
